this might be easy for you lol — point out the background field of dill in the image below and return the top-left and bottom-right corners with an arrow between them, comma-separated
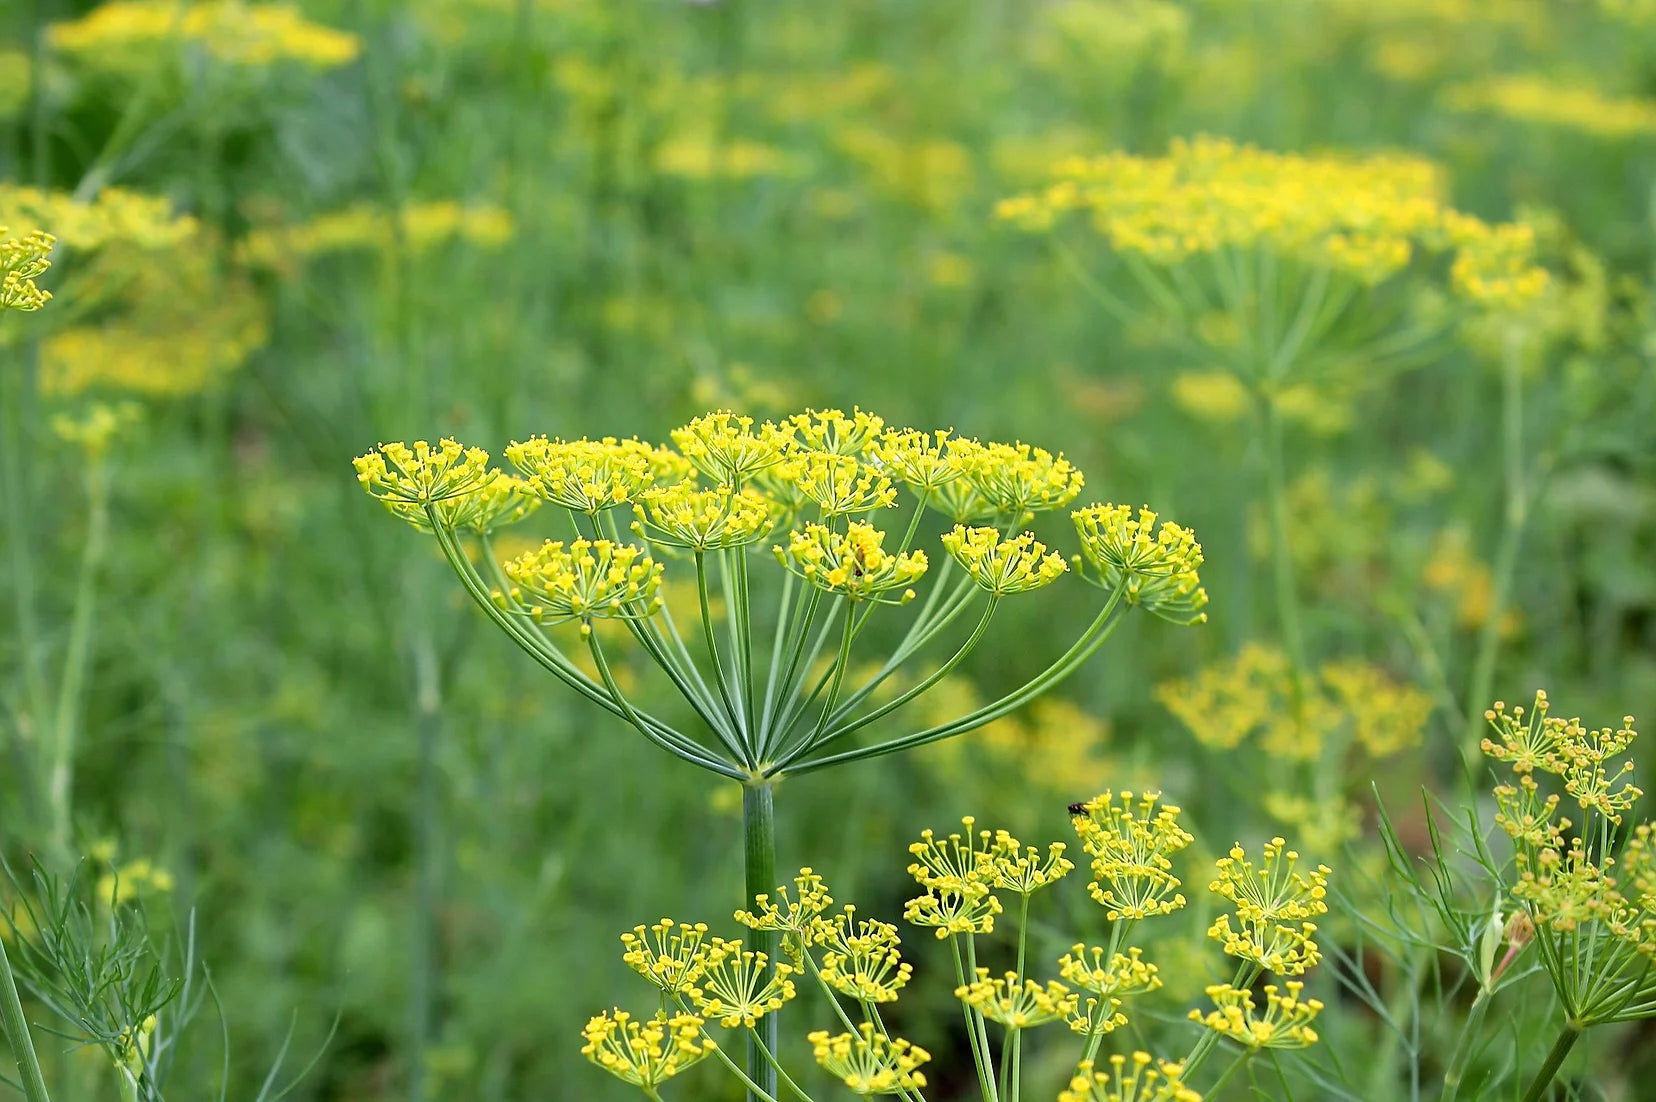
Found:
1,1 -> 1654,1099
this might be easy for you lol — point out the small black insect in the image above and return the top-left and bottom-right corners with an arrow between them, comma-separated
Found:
1067,801 -> 1089,816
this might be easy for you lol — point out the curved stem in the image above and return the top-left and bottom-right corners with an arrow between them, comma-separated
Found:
587,633 -> 740,777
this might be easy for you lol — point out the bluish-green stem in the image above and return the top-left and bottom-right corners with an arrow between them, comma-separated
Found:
1520,1023 -> 1582,1102
1007,891 -> 1031,1101
745,1027 -> 815,1102
949,936 -> 998,1102
48,451 -> 111,862
743,782 -> 778,1102
0,931 -> 52,1102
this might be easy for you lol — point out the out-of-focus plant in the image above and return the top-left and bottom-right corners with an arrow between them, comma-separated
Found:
356,409 -> 1209,1097
579,793 -> 1331,1101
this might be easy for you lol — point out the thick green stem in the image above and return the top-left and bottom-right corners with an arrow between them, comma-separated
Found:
1520,1023 -> 1582,1102
0,935 -> 51,1102
743,782 -> 778,1102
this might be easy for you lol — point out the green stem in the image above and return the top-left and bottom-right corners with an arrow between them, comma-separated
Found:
0,934 -> 51,1102
746,1026 -> 815,1102
1519,1023 -> 1582,1102
1258,392 -> 1307,685
48,453 -> 111,862
950,937 -> 997,1102
1207,1052 -> 1253,1097
1443,987 -> 1493,1099
743,782 -> 778,1102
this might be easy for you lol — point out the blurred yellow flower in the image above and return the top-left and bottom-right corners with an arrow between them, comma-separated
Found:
1446,75 -> 1656,139
50,1 -> 360,71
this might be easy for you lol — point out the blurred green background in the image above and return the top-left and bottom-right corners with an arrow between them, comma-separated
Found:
1,1 -> 1654,1098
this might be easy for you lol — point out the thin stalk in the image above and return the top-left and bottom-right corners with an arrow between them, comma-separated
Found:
48,453 -> 111,862
1442,987 -> 1493,1099
964,937 -> 999,1102
1207,1052 -> 1253,1097
407,632 -> 442,1102
1519,1023 -> 1582,1102
742,783 -> 778,1102
0,934 -> 51,1102
1461,328 -> 1528,777
746,1027 -> 815,1102
1257,393 -> 1307,686
696,551 -> 745,738
950,937 -> 997,1102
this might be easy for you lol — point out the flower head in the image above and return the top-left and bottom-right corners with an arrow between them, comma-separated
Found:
619,919 -> 712,998
354,439 -> 496,510
955,968 -> 1078,1028
984,831 -> 1074,893
1191,981 -> 1323,1050
506,436 -> 656,513
778,522 -> 927,602
501,539 -> 663,631
0,226 -> 54,311
634,484 -> 772,551
691,938 -> 796,1028
905,817 -> 1003,937
775,451 -> 898,516
1073,504 -> 1207,623
1059,1052 -> 1202,1102
867,428 -> 974,493
671,411 -> 793,486
581,1009 -> 715,1089
1207,838 -> 1330,976
808,1023 -> 930,1096
1071,791 -> 1194,920
964,441 -> 1085,517
942,526 -> 1068,595
388,473 -> 539,535
787,407 -> 885,455
811,907 -> 912,1003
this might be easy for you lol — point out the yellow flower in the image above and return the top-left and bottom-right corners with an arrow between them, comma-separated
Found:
786,407 -> 885,455
1059,945 -> 1160,1035
385,473 -> 539,536
1071,790 -> 1193,920
96,857 -> 175,907
811,908 -> 912,1003
956,968 -> 1078,1028
941,526 -> 1068,595
580,1009 -> 714,1089
904,817 -> 1003,937
50,402 -> 140,456
50,1 -> 361,71
963,440 -> 1085,517
1207,838 -> 1330,976
619,919 -> 712,998
983,831 -> 1074,893
0,226 -> 55,311
1446,74 -> 1656,140
775,451 -> 898,517
670,410 -> 793,486
1072,504 -> 1207,623
691,938 -> 796,1028
506,436 -> 657,513
237,201 -> 512,269
808,1023 -> 930,1096
866,428 -> 974,493
354,439 -> 496,509
634,484 -> 772,551
778,522 -> 927,602
1059,1052 -> 1202,1102
1191,981 -> 1323,1050
501,539 -> 663,631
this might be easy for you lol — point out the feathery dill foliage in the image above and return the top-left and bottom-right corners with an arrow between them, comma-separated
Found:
578,796 -> 1333,1097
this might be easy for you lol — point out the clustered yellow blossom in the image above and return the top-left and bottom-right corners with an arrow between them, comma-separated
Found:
965,440 -> 1085,517
354,439 -> 496,509
1446,75 -> 1656,140
942,525 -> 1068,595
502,539 -> 663,630
788,406 -> 885,454
1423,528 -> 1523,639
811,908 -> 913,1003
634,484 -> 773,551
998,135 -> 1548,310
1207,837 -> 1331,976
1156,643 -> 1430,761
581,1009 -> 715,1089
735,867 -> 835,964
1059,1052 -> 1202,1102
957,968 -> 1078,1028
808,1023 -> 930,1096
866,428 -> 972,492
50,403 -> 142,456
236,202 -> 513,270
619,919 -> 711,998
1071,791 -> 1194,920
50,2 -> 361,71
779,522 -> 927,602
1073,504 -> 1208,623
692,938 -> 796,1028
777,451 -> 897,516
904,817 -> 1004,937
0,226 -> 55,311
671,410 -> 794,486
1059,944 -> 1161,1035
1191,981 -> 1323,1050
984,832 -> 1074,893
96,857 -> 176,907
506,436 -> 658,513
0,185 -> 196,252
389,473 -> 539,535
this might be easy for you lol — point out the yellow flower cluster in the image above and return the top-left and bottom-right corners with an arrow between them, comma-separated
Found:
619,919 -> 712,998
998,135 -> 1548,308
1446,75 -> 1656,140
778,451 -> 897,516
983,833 -> 1074,893
807,1023 -> 930,1096
1191,981 -> 1323,1050
634,484 -> 772,552
671,410 -> 794,485
506,436 -> 659,513
237,202 -> 513,270
693,938 -> 796,1028
50,2 -> 361,71
956,968 -> 1078,1028
0,227 -> 55,311
502,539 -> 663,630
1423,528 -> 1522,639
0,184 -> 197,252
95,856 -> 176,907
779,522 -> 927,603
1156,643 -> 1431,761
580,1009 -> 715,1089
354,439 -> 496,508
904,817 -> 1004,938
1059,1052 -> 1201,1102
1071,790 -> 1194,920
1059,944 -> 1160,1035
812,908 -> 913,1003
788,406 -> 885,454
942,525 -> 1069,596
865,428 -> 974,492
1073,504 -> 1208,623
735,867 -> 835,961
50,402 -> 141,457
1207,838 -> 1330,976
966,440 -> 1086,517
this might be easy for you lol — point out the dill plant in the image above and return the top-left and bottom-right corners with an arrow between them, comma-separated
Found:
355,409 -> 1208,1096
